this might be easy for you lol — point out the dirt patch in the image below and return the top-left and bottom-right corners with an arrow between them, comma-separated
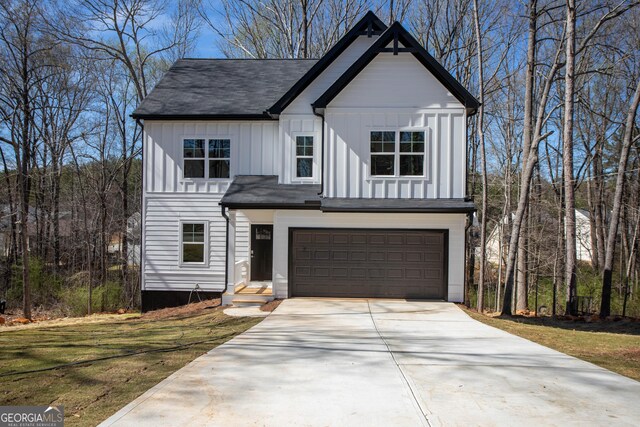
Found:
260,299 -> 283,312
1,299 -> 223,330
141,299 -> 222,320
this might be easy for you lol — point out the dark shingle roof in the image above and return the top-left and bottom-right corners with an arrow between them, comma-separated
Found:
220,176 -> 321,209
132,59 -> 318,119
220,176 -> 475,213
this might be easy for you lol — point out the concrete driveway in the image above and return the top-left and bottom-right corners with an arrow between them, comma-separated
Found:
101,299 -> 640,427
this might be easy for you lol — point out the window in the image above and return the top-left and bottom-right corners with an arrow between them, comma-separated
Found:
370,131 -> 396,176
399,131 -> 425,176
209,139 -> 230,178
370,131 -> 426,177
296,136 -> 314,178
181,222 -> 206,264
183,139 -> 205,178
183,138 -> 231,179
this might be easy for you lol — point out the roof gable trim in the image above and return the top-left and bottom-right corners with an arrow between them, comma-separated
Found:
312,22 -> 480,114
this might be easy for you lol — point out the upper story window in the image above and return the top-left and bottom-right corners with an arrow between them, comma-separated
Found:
370,131 -> 426,177
183,139 -> 205,178
296,136 -> 314,178
399,131 -> 425,176
209,139 -> 230,178
183,138 -> 231,179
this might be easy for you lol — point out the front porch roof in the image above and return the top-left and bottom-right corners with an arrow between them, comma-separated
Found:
221,175 -> 475,213
220,175 -> 321,209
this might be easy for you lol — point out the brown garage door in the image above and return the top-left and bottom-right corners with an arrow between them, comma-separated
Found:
290,228 -> 447,299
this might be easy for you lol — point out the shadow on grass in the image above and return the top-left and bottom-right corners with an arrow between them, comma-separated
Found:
487,313 -> 640,336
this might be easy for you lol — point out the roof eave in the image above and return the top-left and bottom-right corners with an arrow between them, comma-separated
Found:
130,113 -> 276,121
320,207 -> 476,214
220,202 -> 321,210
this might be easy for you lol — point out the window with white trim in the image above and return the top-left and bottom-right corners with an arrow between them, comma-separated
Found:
370,130 -> 426,177
399,131 -> 425,176
209,139 -> 230,178
181,222 -> 206,264
295,136 -> 314,178
182,138 -> 231,179
183,139 -> 205,178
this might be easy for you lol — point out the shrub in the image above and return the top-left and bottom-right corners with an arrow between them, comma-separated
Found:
61,281 -> 123,317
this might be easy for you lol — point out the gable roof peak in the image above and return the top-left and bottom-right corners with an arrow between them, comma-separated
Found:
267,10 -> 387,115
312,20 -> 479,114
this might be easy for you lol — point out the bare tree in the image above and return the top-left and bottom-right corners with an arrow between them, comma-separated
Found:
207,0 -> 369,58
472,0 -> 487,312
601,78 -> 640,317
52,0 -> 199,102
0,0 -> 53,319
562,0 -> 578,313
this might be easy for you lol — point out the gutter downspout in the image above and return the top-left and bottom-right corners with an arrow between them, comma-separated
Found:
313,109 -> 325,196
221,205 -> 230,295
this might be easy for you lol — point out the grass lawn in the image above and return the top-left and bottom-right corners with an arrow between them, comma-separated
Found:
463,308 -> 640,381
0,303 -> 262,426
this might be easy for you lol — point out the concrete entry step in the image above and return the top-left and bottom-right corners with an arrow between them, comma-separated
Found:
222,292 -> 274,307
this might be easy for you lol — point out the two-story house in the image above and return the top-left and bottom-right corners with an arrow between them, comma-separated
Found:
132,11 -> 479,311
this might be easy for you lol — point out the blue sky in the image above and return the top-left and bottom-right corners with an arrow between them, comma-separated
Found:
194,25 -> 223,58
192,1 -> 225,58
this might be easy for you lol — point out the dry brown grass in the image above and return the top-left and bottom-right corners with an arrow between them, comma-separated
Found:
0,302 -> 261,426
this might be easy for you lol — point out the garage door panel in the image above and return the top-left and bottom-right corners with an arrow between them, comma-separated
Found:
369,251 -> 386,262
388,252 -> 404,262
291,228 -> 446,299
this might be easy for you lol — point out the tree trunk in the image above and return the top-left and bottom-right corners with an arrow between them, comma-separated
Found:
473,0 -> 488,313
563,0 -> 578,315
503,29 -> 562,315
515,0 -> 537,313
18,32 -> 32,320
600,79 -> 640,318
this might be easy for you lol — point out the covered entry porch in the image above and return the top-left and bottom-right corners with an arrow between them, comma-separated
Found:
220,175 -> 474,305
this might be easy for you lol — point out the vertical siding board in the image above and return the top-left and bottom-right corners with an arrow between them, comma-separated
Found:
452,114 -> 464,197
251,123 -> 261,174
439,114 -> 449,198
448,114 -> 454,198
433,114 -> 440,198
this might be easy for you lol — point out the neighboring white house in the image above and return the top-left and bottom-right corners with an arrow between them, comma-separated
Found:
106,212 -> 141,266
132,12 -> 479,311
575,209 -> 593,263
485,209 -> 593,266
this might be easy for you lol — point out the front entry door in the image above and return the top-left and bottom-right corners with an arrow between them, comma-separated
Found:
251,225 -> 273,281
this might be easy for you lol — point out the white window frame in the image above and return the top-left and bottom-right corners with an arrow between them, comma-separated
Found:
182,138 -> 206,179
368,129 -> 428,179
178,220 -> 209,267
291,132 -> 317,182
181,136 -> 232,181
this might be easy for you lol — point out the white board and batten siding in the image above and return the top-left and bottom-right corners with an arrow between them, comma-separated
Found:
277,35 -> 381,185
142,121 -> 281,292
324,52 -> 467,199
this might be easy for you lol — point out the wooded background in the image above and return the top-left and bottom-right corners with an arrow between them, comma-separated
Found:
1,0 -> 639,319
